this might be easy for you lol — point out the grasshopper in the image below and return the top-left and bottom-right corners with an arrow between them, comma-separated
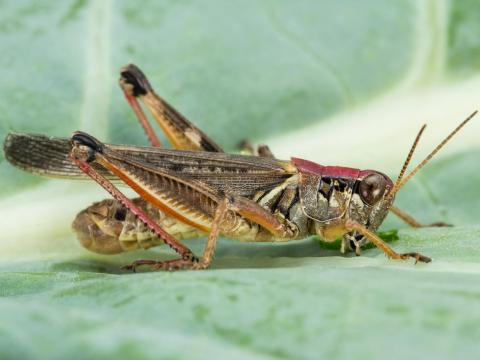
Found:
4,64 -> 477,271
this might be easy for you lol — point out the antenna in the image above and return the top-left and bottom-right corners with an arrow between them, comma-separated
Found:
389,110 -> 478,197
388,124 -> 427,198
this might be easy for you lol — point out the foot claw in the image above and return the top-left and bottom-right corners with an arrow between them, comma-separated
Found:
427,221 -> 452,227
121,265 -> 134,272
399,252 -> 432,263
121,259 -> 157,272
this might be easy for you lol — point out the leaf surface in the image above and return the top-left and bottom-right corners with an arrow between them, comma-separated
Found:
1,1 -> 480,359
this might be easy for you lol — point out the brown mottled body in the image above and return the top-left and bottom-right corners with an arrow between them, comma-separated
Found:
71,164 -> 393,256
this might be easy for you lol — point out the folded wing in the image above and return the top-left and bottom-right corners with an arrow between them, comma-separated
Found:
4,133 -> 296,197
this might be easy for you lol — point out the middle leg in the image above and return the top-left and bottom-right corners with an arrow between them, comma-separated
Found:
239,139 -> 275,158
125,197 -> 231,271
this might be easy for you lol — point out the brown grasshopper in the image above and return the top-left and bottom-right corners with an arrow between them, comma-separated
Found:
4,64 -> 477,271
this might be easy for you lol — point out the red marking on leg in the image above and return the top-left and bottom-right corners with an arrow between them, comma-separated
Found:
123,91 -> 162,147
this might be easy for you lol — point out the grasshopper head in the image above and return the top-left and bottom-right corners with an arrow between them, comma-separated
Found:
336,170 -> 395,252
351,171 -> 395,228
294,158 -> 395,249
343,110 -> 477,253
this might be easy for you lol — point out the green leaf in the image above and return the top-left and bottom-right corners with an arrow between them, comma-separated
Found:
1,1 -> 480,359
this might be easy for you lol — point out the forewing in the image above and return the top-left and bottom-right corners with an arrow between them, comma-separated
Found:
4,133 -> 89,179
4,133 -> 296,196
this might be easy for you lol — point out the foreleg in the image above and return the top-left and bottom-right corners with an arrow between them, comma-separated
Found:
345,219 -> 431,263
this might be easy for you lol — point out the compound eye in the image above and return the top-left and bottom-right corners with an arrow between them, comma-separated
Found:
359,173 -> 387,205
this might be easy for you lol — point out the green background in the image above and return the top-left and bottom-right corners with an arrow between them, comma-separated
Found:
1,1 -> 480,359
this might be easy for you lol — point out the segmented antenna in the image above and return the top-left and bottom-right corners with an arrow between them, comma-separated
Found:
388,124 -> 427,198
389,110 -> 478,197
